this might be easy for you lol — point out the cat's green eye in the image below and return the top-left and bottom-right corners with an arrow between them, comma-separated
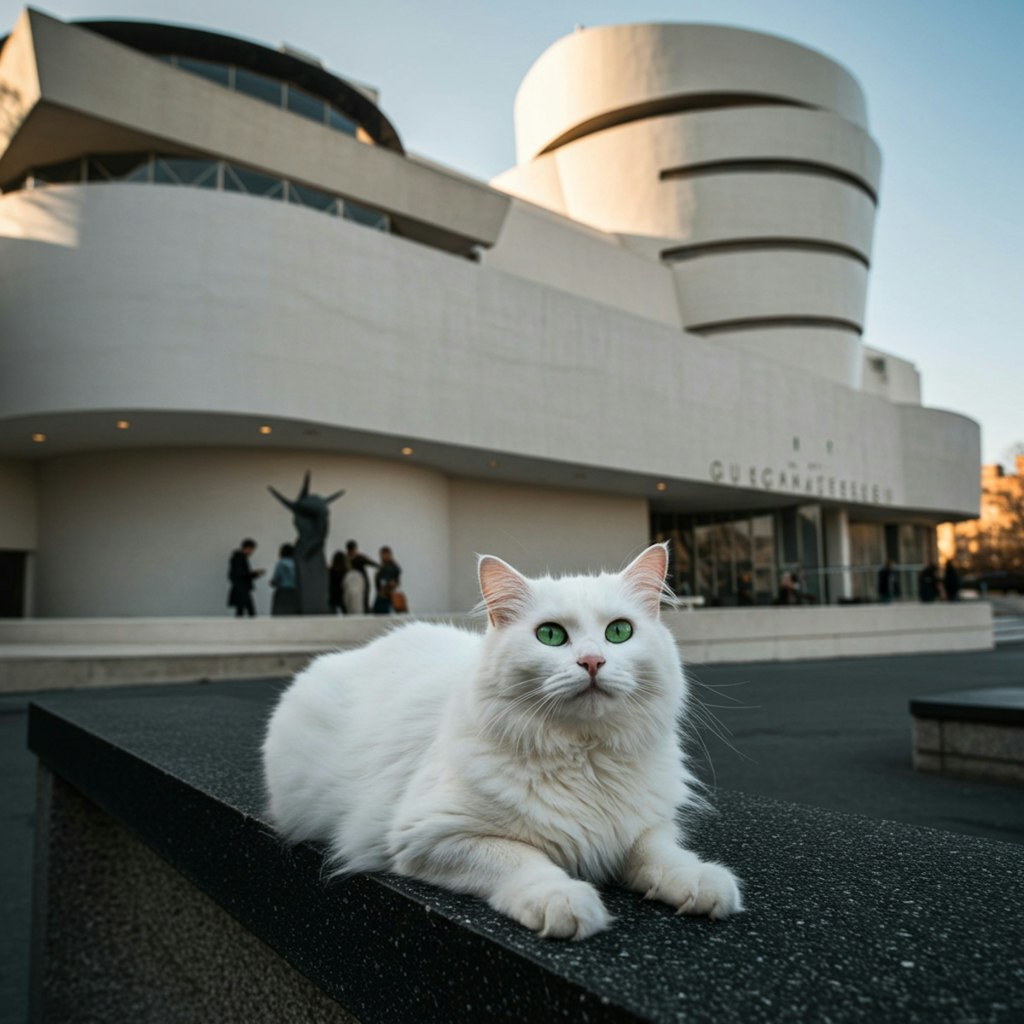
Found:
605,619 -> 633,644
536,622 -> 568,647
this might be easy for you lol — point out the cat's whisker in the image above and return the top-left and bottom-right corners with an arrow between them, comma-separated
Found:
682,698 -> 756,767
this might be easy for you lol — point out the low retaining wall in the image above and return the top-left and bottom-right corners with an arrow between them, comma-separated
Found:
0,603 -> 994,692
28,687 -> 1024,1022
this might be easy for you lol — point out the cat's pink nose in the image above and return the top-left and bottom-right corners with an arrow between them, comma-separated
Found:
577,655 -> 605,679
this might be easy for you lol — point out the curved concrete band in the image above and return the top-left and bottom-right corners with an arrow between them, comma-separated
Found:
497,23 -> 881,388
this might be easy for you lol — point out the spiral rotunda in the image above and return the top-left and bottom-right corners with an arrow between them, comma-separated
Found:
494,23 -> 881,388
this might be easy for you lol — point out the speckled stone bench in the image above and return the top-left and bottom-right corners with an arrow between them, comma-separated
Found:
28,685 -> 1024,1023
911,687 -> 1024,786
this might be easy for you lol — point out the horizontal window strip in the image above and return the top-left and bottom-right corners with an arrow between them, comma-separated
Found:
11,153 -> 390,232
662,237 -> 870,268
688,316 -> 863,337
538,94 -> 812,156
660,159 -> 877,202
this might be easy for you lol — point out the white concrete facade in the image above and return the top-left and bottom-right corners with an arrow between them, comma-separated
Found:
0,11 -> 980,620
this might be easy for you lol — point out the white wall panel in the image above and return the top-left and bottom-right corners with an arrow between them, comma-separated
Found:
33,450 -> 451,617
0,185 -> 978,521
670,250 -> 868,329
447,480 -> 649,612
0,458 -> 37,549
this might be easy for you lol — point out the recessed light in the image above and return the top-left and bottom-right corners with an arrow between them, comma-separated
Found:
656,481 -> 668,492
487,459 -> 499,469
259,425 -> 273,435
401,446 -> 414,456
116,419 -> 131,430
31,433 -> 46,443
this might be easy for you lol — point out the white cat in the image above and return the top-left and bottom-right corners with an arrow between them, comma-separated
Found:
262,543 -> 742,939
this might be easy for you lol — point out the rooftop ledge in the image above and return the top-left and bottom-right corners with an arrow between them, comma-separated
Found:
29,685 -> 1024,1023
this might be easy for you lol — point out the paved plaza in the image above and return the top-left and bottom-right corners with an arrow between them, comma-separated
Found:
2,646 -> 1022,1021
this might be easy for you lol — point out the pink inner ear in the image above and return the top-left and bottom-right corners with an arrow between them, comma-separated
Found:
478,555 -> 529,627
622,543 -> 669,615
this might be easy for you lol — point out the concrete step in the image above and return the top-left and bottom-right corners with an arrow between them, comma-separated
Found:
0,644 -> 327,692
993,616 -> 1024,645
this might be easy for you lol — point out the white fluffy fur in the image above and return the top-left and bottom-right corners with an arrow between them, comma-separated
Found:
262,544 -> 742,939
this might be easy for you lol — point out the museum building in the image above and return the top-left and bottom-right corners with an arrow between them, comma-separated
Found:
0,10 -> 980,617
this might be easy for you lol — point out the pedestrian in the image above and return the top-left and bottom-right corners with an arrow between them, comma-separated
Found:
343,540 -> 378,614
328,550 -> 348,614
918,562 -> 940,603
776,569 -> 800,606
373,546 -> 402,614
943,559 -> 961,601
878,559 -> 900,603
270,543 -> 299,616
227,538 -> 264,617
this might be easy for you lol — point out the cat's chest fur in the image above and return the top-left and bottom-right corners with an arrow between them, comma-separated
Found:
466,739 -> 662,880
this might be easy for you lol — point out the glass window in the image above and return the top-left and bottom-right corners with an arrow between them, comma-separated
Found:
695,525 -> 716,603
154,158 -> 218,188
176,57 -> 230,87
327,107 -> 357,135
797,505 -> 823,603
87,154 -> 151,183
287,181 -> 338,212
899,523 -> 927,566
223,164 -> 284,199
342,200 -> 389,231
286,86 -> 325,124
30,158 -> 84,185
234,67 -> 283,107
849,522 -> 885,601
730,519 -> 753,606
751,516 -> 775,604
671,527 -> 694,597
780,508 -> 800,565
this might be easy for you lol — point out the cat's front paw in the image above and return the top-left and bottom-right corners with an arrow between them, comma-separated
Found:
504,878 -> 612,940
645,858 -> 743,920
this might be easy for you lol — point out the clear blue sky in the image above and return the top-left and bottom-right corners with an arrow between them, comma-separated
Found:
5,1 -> 1021,466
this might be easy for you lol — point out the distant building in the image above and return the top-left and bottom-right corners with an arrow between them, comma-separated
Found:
938,456 -> 1024,578
0,12 -> 979,617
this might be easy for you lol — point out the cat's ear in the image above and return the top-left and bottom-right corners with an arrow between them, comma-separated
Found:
478,555 -> 530,628
622,543 -> 670,617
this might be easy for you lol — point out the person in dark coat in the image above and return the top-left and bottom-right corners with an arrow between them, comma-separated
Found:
918,562 -> 940,603
344,540 -> 378,614
943,560 -> 961,601
878,559 -> 900,603
373,546 -> 402,615
328,550 -> 349,615
228,538 -> 264,617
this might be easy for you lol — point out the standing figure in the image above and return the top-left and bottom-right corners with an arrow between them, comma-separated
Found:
227,538 -> 264,617
918,562 -> 940,603
877,559 -> 900,603
270,543 -> 300,616
343,540 -> 378,614
373,546 -> 402,614
943,560 -> 961,601
328,551 -> 349,615
268,472 -> 344,615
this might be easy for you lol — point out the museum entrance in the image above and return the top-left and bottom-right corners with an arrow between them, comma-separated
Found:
0,551 -> 27,617
652,505 -> 824,606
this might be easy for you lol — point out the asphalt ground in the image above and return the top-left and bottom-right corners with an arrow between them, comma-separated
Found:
1,645 -> 1022,1022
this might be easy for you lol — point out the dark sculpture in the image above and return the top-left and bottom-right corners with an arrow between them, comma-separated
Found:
268,472 -> 344,614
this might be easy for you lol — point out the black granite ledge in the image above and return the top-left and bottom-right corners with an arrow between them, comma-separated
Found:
28,689 -> 1024,1023
910,687 -> 1024,725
